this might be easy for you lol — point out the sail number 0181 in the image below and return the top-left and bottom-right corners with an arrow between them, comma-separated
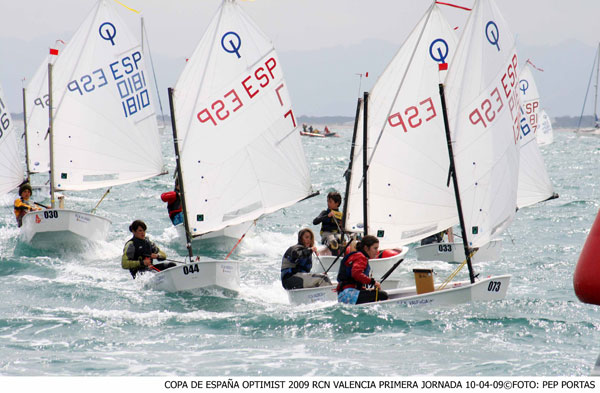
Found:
487,281 -> 501,292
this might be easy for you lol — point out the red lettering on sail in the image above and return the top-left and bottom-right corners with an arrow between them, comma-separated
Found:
387,97 -> 437,132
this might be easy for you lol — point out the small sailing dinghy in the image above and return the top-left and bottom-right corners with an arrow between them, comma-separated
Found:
151,0 -> 316,292
0,83 -> 25,197
19,0 -> 164,250
518,61 -> 554,145
168,0 -> 315,249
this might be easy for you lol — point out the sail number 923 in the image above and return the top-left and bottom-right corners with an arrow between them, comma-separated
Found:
487,281 -> 502,292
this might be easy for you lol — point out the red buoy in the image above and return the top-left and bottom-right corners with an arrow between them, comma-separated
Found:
574,209 -> 600,306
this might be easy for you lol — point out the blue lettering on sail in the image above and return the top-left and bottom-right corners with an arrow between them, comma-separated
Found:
65,51 -> 151,119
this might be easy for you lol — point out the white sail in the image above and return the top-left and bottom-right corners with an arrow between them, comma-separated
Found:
343,4 -> 459,248
518,63 -> 553,145
444,0 -> 521,248
516,110 -> 555,209
172,0 -> 312,237
0,84 -> 24,195
50,0 -> 163,191
24,51 -> 60,174
536,108 -> 554,145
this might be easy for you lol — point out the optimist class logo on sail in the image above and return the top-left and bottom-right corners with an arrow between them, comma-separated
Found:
64,21 -> 152,119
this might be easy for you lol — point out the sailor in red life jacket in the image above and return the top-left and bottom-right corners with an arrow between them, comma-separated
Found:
160,178 -> 183,226
336,235 -> 388,304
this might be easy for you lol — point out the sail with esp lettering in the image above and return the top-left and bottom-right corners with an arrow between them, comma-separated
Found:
444,0 -> 521,248
519,63 -> 554,146
171,0 -> 313,237
343,4 -> 459,248
50,0 -> 163,191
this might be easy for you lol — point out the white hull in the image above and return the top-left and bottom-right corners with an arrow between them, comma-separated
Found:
415,239 -> 502,263
313,246 -> 409,278
146,259 -> 240,293
287,285 -> 338,305
176,221 -> 249,242
376,274 -> 510,306
287,274 -> 510,306
19,209 -> 111,250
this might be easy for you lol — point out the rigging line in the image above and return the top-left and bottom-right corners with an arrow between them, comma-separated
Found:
225,220 -> 256,260
359,3 -> 435,187
435,1 -> 472,11
577,46 -> 599,131
112,0 -> 140,14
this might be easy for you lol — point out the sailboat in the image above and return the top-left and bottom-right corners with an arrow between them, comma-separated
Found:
0,83 -> 25,197
518,61 -> 554,145
19,0 -> 164,250
297,0 -> 517,306
576,43 -> 600,135
149,0 -> 316,293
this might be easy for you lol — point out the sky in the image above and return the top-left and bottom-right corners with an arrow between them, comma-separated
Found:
1,0 -> 600,118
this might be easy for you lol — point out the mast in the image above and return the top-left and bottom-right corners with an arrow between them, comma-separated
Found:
22,88 -> 31,179
594,43 -> 600,128
362,91 -> 369,236
341,97 -> 362,231
168,87 -> 194,260
438,83 -> 475,284
48,63 -> 56,209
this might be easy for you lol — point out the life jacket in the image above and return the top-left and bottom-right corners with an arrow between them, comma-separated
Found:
131,236 -> 156,260
14,197 -> 34,227
336,251 -> 371,291
161,191 -> 182,219
314,209 -> 343,234
281,244 -> 313,280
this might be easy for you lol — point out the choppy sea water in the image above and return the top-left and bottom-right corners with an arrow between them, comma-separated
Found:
0,124 -> 599,377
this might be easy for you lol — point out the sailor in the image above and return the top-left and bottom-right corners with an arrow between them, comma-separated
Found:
312,191 -> 343,255
281,228 -> 332,289
13,182 -> 42,227
121,220 -> 175,279
420,227 -> 453,245
160,178 -> 183,225
336,235 -> 388,304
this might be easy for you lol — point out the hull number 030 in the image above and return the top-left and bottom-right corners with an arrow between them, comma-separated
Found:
44,211 -> 59,219
183,264 -> 200,275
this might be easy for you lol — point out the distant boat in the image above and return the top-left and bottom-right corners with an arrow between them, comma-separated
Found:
19,0 -> 164,250
0,83 -> 25,197
518,62 -> 554,145
576,43 -> 600,135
